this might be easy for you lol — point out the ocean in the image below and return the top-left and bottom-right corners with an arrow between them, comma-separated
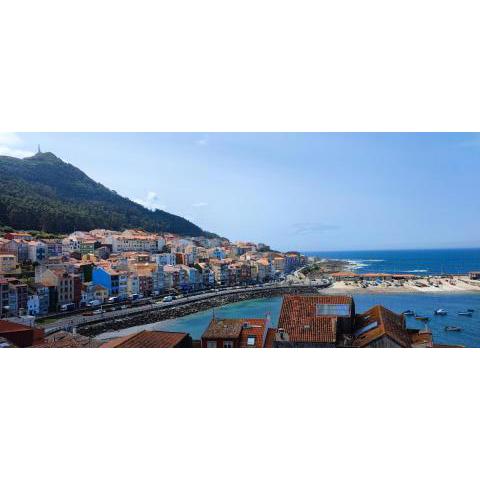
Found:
95,249 -> 480,347
97,292 -> 480,347
304,248 -> 480,275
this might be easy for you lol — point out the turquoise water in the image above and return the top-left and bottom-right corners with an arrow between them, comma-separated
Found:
305,248 -> 480,275
98,292 -> 480,347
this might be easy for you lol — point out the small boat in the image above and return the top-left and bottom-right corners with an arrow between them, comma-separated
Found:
402,310 -> 415,316
458,311 -> 473,317
434,309 -> 448,316
467,309 -> 475,313
445,326 -> 462,332
416,316 -> 429,321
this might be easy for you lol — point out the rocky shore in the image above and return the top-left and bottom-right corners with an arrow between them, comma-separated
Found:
78,285 -> 320,337
300,259 -> 352,279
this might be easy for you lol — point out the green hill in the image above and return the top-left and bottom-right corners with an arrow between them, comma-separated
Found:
0,152 -> 214,237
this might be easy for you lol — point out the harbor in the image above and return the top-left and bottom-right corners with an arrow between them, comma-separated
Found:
95,291 -> 480,347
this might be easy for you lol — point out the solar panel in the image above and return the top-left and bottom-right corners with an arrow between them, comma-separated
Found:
354,321 -> 378,337
316,304 -> 351,316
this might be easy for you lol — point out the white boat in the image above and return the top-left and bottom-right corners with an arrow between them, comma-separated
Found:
434,309 -> 448,316
458,311 -> 473,317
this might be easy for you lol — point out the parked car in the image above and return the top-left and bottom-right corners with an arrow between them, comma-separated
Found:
60,303 -> 75,312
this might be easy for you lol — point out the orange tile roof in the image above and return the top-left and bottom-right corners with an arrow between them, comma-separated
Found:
101,330 -> 189,348
279,295 -> 352,323
285,317 -> 337,343
277,295 -> 351,344
264,328 -> 277,348
238,319 -> 267,348
353,305 -> 411,347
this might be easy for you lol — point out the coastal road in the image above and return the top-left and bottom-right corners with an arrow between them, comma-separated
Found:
43,282 -> 319,334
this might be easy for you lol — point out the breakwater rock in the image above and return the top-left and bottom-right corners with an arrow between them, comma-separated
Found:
79,285 -> 321,337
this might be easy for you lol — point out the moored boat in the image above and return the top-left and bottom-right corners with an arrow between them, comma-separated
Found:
416,316 -> 429,321
458,311 -> 473,317
434,309 -> 448,316
445,326 -> 462,332
402,310 -> 415,316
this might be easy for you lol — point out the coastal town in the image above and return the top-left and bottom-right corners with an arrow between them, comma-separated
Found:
0,227 -> 305,323
1,227 -> 476,348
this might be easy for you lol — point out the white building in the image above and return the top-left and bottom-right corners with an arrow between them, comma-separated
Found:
111,230 -> 162,253
27,241 -> 47,263
62,234 -> 81,253
151,253 -> 176,266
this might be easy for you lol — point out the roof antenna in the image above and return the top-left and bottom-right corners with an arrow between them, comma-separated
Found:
37,144 -> 41,154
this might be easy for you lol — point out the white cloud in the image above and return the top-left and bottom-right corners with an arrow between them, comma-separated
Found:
0,132 -> 35,158
134,191 -> 167,211
192,201 -> 208,208
195,137 -> 208,146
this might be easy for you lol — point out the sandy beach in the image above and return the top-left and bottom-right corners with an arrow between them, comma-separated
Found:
325,275 -> 480,294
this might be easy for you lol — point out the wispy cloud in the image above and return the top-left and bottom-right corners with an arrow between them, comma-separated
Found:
192,201 -> 208,208
0,132 -> 35,158
134,191 -> 167,211
195,137 -> 208,146
291,222 -> 340,235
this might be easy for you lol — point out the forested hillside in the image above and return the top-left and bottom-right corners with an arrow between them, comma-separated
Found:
0,152 -> 214,237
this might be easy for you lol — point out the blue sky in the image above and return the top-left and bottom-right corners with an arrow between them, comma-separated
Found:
1,132 -> 480,252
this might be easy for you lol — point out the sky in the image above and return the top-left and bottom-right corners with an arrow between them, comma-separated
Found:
1,132 -> 480,252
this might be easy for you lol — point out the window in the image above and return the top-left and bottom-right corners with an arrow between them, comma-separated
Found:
316,303 -> 350,316
207,341 -> 217,348
247,336 -> 256,346
223,340 -> 234,348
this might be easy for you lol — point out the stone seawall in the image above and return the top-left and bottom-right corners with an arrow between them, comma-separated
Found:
78,286 -> 321,337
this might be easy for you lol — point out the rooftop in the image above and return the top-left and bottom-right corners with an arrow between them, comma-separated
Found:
264,328 -> 277,348
202,318 -> 245,339
238,319 -> 268,347
353,305 -> 411,347
0,319 -> 33,334
277,295 -> 352,344
279,295 -> 353,325
101,330 -> 189,348
35,331 -> 103,348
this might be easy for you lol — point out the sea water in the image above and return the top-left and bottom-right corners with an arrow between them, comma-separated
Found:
304,248 -> 480,275
97,292 -> 480,347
